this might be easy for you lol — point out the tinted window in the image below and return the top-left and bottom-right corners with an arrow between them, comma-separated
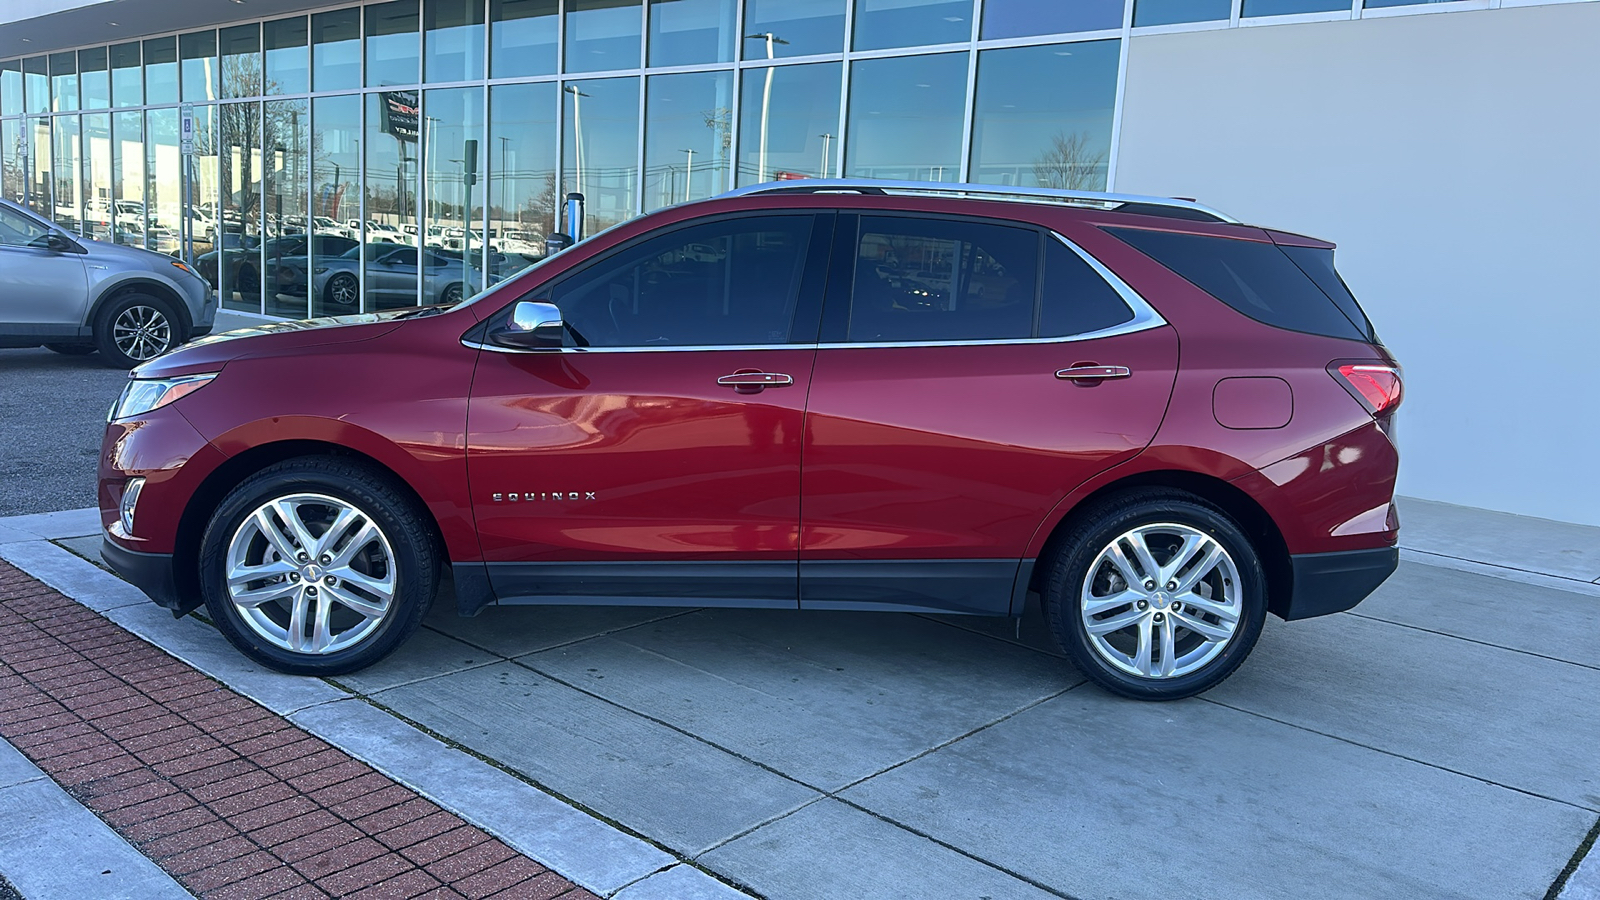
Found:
1040,239 -> 1134,337
1105,227 -> 1368,341
550,215 -> 815,348
848,216 -> 1039,343
0,205 -> 52,247
1281,245 -> 1375,342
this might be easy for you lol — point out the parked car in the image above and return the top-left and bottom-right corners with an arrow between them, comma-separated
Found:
196,234 -> 355,297
310,243 -> 485,310
257,235 -> 362,297
98,180 -> 1401,700
0,197 -> 215,367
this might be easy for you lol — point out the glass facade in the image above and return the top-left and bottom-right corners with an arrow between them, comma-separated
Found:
0,0 -> 1489,318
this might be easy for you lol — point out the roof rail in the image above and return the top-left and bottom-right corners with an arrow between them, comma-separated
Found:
714,178 -> 1239,224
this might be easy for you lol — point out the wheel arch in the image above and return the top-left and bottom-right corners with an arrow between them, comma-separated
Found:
171,439 -> 453,614
1028,469 -> 1294,620
88,278 -> 195,340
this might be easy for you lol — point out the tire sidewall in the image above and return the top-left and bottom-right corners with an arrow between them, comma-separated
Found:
94,293 -> 180,368
325,273 -> 358,308
199,461 -> 433,676
1046,496 -> 1268,701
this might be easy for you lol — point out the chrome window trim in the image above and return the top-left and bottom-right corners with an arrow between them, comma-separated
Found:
460,229 -> 1166,355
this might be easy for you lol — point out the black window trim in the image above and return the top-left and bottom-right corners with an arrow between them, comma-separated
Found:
816,209 -> 1165,349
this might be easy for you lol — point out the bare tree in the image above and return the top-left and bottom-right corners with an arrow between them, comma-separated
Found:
1031,131 -> 1108,192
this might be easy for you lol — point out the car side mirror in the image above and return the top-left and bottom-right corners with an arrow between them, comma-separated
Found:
488,301 -> 565,351
33,232 -> 83,254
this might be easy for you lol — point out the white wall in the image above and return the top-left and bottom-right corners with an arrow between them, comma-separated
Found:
1114,3 -> 1600,527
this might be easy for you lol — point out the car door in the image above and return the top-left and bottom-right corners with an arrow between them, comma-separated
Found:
0,203 -> 89,331
370,245 -> 418,307
798,213 -> 1180,615
465,211 -> 832,607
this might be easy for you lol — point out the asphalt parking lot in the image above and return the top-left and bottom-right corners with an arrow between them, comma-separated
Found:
0,348 -> 129,517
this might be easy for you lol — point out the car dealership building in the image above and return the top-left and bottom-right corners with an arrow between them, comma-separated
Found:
2,0 -> 1596,527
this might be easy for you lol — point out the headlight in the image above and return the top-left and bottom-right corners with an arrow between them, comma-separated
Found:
109,373 -> 217,422
313,266 -> 329,274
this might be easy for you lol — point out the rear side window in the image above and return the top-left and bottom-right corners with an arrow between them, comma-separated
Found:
848,216 -> 1039,343
1105,227 -> 1368,341
1040,238 -> 1135,338
1280,245 -> 1376,342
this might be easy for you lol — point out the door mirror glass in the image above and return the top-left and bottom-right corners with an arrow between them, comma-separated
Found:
489,300 -> 564,350
32,232 -> 83,254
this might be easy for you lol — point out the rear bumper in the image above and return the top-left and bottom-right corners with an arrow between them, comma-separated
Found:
1278,546 -> 1398,620
101,537 -> 189,617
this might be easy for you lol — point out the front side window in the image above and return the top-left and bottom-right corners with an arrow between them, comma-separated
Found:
846,216 -> 1038,343
0,205 -> 52,248
549,214 -> 815,348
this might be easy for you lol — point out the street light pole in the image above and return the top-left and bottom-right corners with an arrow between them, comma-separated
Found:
743,32 -> 788,183
680,147 -> 695,203
563,85 -> 590,204
819,132 -> 833,179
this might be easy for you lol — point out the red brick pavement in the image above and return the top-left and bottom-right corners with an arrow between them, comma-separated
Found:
0,559 -> 599,900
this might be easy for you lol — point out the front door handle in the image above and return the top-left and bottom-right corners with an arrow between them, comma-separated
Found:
1056,365 -> 1131,382
717,372 -> 794,394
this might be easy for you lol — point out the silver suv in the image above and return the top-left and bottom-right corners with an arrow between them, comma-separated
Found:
0,198 -> 215,368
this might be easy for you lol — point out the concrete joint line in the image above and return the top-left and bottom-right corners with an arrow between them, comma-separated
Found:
1400,548 -> 1600,599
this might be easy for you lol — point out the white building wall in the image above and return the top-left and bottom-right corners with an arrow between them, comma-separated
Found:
1113,2 -> 1600,528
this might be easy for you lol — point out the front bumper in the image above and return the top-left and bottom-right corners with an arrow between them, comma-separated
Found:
1278,546 -> 1399,620
101,538 -> 193,617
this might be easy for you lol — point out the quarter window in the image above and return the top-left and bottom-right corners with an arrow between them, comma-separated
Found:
846,216 -> 1038,343
1039,238 -> 1134,338
549,214 -> 815,348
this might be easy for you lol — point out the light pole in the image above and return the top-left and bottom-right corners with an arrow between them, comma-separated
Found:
819,132 -> 833,179
743,32 -> 788,183
680,147 -> 695,203
563,84 -> 589,203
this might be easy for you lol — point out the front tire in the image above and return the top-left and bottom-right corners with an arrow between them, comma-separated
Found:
94,293 -> 180,368
198,457 -> 438,676
1042,489 -> 1267,701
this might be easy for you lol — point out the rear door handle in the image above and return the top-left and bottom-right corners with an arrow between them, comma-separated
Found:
717,372 -> 794,393
1056,365 -> 1131,381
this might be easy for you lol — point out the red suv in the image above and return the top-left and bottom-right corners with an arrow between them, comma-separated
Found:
99,181 -> 1402,700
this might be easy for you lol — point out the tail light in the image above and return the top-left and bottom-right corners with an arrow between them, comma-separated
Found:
1330,362 -> 1403,416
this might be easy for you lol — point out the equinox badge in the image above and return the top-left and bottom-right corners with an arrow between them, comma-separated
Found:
493,492 -> 598,502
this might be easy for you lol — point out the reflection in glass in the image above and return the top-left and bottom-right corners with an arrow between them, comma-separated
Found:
1,119 -> 22,204
969,41 -> 1118,191
180,30 -> 219,102
312,8 -> 362,92
112,112 -> 149,248
111,43 -> 142,108
264,99 -> 309,316
144,39 -> 178,106
644,71 -> 731,211
649,0 -> 736,67
221,25 -> 261,99
24,58 -> 48,116
982,0 -> 1123,39
50,52 -> 78,113
426,0 -> 486,83
367,0 -> 422,87
27,117 -> 51,218
490,0 -> 558,78
146,108 -> 183,259
422,86 -> 486,302
1134,0 -> 1231,26
853,0 -> 971,52
311,94 -> 362,316
563,77 -> 639,235
264,18 -> 310,95
1,61 -> 20,117
845,53 -> 966,183
565,0 -> 642,74
52,116 -> 81,231
741,0 -> 845,58
218,101 -> 264,310
1243,0 -> 1350,15
367,91 -> 421,309
79,48 -> 110,110
488,82 -> 557,264
84,114 -> 113,239
736,61 -> 840,186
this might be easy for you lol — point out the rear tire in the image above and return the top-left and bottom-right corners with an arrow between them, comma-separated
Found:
198,457 -> 439,676
94,292 -> 181,368
1042,489 -> 1268,701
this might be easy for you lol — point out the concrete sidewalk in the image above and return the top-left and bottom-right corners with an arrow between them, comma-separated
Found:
1,497 -> 1598,899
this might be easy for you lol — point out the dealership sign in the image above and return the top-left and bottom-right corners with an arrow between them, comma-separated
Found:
380,90 -> 419,143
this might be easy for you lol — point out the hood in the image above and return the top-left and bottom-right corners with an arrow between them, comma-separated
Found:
79,236 -> 189,272
132,309 -> 427,378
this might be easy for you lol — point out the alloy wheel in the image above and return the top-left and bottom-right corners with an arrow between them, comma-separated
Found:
224,493 -> 397,655
111,305 -> 173,362
1079,523 -> 1242,679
